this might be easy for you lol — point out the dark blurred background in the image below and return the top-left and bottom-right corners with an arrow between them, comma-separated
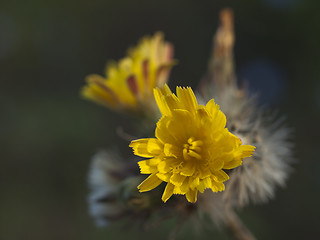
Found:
1,0 -> 320,239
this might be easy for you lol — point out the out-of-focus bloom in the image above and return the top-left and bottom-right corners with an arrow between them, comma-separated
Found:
88,151 -> 126,226
81,32 -> 175,115
130,84 -> 255,203
88,151 -> 162,227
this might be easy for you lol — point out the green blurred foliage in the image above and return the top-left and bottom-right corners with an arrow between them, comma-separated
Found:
1,0 -> 320,239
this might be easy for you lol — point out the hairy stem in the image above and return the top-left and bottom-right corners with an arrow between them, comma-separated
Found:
225,211 -> 256,240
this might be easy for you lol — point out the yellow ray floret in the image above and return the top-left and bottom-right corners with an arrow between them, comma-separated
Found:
129,84 -> 255,203
81,32 -> 176,114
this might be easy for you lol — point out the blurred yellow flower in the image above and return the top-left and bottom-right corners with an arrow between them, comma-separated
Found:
130,85 -> 255,203
81,32 -> 175,114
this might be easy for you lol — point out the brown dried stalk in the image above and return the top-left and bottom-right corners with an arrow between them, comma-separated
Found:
207,8 -> 236,88
208,8 -> 256,240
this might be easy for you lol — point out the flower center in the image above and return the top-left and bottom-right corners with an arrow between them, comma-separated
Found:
183,137 -> 203,161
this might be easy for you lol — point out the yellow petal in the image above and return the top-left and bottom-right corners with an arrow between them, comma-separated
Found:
179,177 -> 190,194
82,74 -> 122,108
186,189 -> 198,203
138,174 -> 163,192
129,138 -> 151,158
173,185 -> 184,194
156,117 -> 177,144
199,165 -> 212,178
202,177 -> 212,189
164,143 -> 181,157
176,86 -> 197,113
196,107 -> 210,120
164,94 -> 180,113
153,84 -> 172,116
209,157 -> 224,171
234,145 -> 256,160
137,159 -> 159,174
190,177 -> 200,190
147,138 -> 163,155
170,173 -> 186,187
197,177 -> 212,193
138,160 -> 152,174
162,183 -> 174,202
205,99 -> 226,129
180,161 -> 196,176
149,158 -> 161,166
210,179 -> 225,192
130,138 -> 162,157
197,180 -> 206,193
167,109 -> 194,141
156,172 -> 171,181
157,157 -> 179,173
205,99 -> 218,114
223,159 -> 242,169
211,170 -> 229,182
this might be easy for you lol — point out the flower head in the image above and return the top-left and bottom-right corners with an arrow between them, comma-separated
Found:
81,32 -> 175,115
129,84 -> 255,203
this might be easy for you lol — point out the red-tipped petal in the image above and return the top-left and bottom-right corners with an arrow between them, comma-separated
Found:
127,75 -> 139,96
86,74 -> 120,104
142,60 -> 149,87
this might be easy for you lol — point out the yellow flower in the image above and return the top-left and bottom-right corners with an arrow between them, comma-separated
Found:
81,32 -> 175,114
129,85 -> 255,203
